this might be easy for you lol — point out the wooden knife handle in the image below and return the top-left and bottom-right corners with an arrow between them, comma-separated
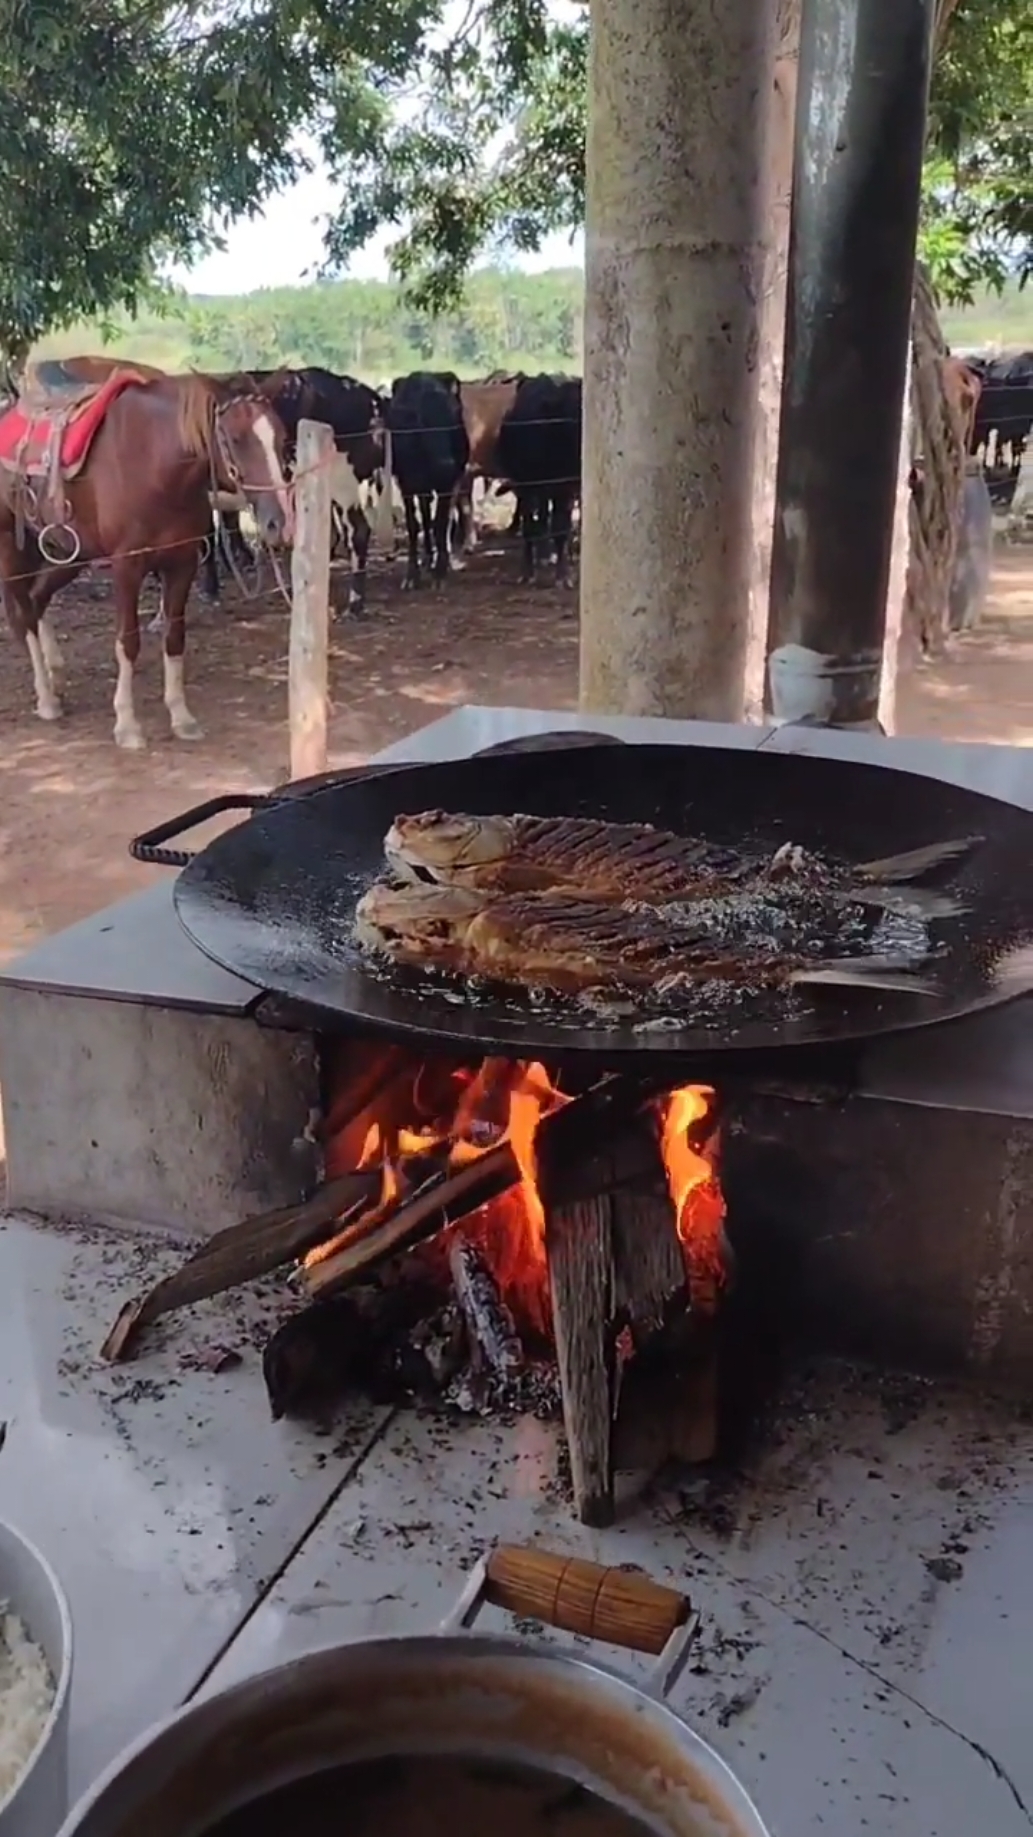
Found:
484,1545 -> 691,1656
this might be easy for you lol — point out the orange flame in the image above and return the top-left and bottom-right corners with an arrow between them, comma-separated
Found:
314,1058 -> 725,1328
658,1084 -> 726,1309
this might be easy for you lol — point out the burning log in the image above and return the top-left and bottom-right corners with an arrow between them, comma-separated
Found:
302,1143 -> 521,1297
302,1072 -> 669,1302
448,1234 -> 523,1381
543,1113 -> 692,1528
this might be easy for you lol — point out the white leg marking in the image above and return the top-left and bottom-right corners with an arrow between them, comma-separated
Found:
38,612 -> 66,680
26,629 -> 61,721
113,638 -> 145,750
163,652 -> 203,741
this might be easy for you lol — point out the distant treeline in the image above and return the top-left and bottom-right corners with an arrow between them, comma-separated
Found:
34,267 -> 1033,378
33,268 -> 586,381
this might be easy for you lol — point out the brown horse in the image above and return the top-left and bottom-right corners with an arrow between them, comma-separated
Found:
0,367 -> 291,749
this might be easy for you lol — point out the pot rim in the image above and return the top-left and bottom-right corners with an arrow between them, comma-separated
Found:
57,1630 -> 769,1837
0,1516 -> 74,1821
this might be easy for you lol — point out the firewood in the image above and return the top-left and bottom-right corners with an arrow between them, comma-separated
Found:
540,1109 -> 690,1525
448,1234 -> 523,1379
262,1277 -> 442,1419
303,1145 -> 520,1296
613,1316 -> 719,1473
301,1072 -> 672,1300
99,1169 -> 380,1364
546,1190 -> 615,1527
302,1073 -> 664,1300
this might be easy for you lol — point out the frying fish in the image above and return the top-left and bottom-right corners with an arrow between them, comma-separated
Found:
354,880 -> 938,998
384,810 -> 979,916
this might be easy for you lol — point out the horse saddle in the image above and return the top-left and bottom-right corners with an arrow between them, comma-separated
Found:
0,362 -> 142,534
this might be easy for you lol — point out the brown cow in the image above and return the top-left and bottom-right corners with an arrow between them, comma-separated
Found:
453,376 -> 521,552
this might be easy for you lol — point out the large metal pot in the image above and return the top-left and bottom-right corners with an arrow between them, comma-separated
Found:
57,1547 -> 769,1837
0,1517 -> 74,1837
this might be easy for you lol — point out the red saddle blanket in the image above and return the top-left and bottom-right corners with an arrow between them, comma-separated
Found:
0,372 -> 146,474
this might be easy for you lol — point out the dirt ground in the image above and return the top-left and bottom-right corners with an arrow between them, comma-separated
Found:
2,533 -> 1033,964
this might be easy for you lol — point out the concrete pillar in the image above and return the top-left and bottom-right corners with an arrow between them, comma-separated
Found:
578,0 -> 776,722
765,0 -> 936,729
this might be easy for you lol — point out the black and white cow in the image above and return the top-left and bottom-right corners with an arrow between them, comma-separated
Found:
205,367 -> 390,611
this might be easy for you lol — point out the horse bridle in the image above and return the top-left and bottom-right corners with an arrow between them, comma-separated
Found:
209,392 -> 293,606
210,391 -> 285,498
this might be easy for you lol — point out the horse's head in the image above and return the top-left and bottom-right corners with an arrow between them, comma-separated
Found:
213,393 -> 293,547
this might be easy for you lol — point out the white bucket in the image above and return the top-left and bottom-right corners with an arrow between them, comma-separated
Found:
0,1519 -> 74,1837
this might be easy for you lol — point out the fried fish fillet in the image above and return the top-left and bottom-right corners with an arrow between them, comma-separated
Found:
353,880 -> 937,997
384,809 -> 979,915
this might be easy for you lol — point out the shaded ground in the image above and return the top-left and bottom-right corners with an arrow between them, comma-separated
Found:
2,532 -> 1033,963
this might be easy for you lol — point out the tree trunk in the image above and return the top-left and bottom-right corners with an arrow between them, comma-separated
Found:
884,0 -> 968,712
743,0 -> 800,720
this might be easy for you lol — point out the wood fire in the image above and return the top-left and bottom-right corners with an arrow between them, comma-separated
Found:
311,1049 -> 725,1339
99,1038 -> 728,1526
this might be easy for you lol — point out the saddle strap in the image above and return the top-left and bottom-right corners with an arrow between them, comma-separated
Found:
44,413 -> 71,530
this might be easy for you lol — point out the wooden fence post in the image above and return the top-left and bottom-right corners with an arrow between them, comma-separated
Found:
289,417 -> 334,781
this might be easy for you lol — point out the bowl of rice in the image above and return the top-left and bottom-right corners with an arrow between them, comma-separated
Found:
0,1518 -> 72,1837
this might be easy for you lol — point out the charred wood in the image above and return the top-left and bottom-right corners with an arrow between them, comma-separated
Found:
99,1168 -> 381,1364
262,1275 -> 445,1419
448,1234 -> 524,1380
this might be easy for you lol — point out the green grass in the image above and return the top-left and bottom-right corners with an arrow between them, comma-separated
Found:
939,284 -> 1033,350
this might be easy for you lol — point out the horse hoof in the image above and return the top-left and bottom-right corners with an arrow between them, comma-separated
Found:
36,699 -> 63,723
115,726 -> 147,752
173,718 -> 204,742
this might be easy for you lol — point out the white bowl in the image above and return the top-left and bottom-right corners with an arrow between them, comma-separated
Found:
0,1520 -> 73,1837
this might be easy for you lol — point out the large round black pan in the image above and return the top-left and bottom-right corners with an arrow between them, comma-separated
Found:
170,742 -> 1033,1064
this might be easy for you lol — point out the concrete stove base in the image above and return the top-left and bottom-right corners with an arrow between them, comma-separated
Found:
725,1089 -> 1033,1390
0,886 -> 319,1238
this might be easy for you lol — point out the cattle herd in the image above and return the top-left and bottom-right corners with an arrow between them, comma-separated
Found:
961,349 -> 1033,509
210,366 -> 583,611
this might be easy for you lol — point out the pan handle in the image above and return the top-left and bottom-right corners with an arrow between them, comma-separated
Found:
443,1544 -> 697,1697
128,793 -> 270,868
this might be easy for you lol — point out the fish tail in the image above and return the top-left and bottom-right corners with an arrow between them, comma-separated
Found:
844,886 -> 969,921
990,942 -> 1033,998
789,954 -> 940,995
854,836 -> 983,884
